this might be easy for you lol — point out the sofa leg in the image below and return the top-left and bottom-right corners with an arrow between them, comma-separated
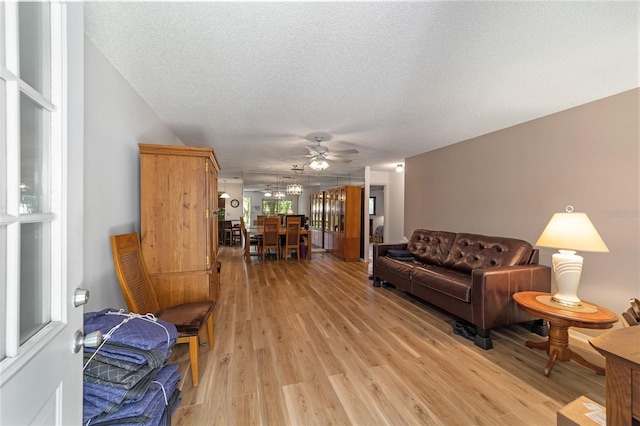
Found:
373,277 -> 382,287
474,327 -> 493,350
531,319 -> 549,337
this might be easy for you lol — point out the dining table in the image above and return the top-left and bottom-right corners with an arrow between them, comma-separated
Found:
244,226 -> 311,261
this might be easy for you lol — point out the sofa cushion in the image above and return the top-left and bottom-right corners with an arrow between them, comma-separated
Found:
412,265 -> 472,302
407,230 -> 457,266
376,256 -> 415,281
444,233 -> 533,273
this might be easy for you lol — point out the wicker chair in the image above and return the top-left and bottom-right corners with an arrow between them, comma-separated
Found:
622,299 -> 639,327
110,232 -> 214,386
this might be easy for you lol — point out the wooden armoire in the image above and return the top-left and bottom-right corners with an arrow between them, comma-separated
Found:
139,143 -> 220,309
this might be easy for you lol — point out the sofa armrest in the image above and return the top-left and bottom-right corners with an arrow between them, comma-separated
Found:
471,264 -> 551,330
373,243 -> 408,259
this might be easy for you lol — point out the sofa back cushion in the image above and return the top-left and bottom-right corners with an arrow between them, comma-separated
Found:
443,233 -> 533,273
407,230 -> 457,266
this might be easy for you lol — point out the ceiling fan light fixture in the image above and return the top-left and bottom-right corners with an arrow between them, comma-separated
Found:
309,157 -> 329,171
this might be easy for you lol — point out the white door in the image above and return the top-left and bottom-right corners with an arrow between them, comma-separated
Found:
0,3 -> 84,425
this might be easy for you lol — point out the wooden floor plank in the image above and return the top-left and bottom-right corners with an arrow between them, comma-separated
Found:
171,246 -> 606,425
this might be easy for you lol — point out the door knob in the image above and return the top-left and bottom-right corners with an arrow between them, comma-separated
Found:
72,330 -> 102,353
73,288 -> 90,307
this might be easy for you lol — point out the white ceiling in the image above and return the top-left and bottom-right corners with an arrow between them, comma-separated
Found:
84,2 -> 638,189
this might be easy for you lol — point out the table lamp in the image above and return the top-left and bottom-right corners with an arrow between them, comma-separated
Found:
535,206 -> 608,307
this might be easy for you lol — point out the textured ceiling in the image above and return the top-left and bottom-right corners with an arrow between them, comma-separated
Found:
84,2 -> 638,189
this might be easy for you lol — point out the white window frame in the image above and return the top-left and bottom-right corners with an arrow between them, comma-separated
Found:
0,1 -> 67,370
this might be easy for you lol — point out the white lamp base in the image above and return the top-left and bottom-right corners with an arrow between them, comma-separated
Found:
551,250 -> 584,307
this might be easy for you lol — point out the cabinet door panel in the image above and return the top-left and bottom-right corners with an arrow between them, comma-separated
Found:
149,273 -> 211,309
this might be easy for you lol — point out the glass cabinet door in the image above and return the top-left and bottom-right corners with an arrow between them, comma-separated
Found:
339,187 -> 346,234
324,191 -> 331,231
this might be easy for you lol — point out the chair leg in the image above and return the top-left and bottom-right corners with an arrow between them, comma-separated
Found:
206,314 -> 214,350
189,335 -> 199,386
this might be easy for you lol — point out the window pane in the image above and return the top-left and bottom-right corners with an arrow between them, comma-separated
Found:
20,222 -> 51,343
243,197 -> 251,226
20,93 -> 50,214
0,80 -> 5,214
262,200 -> 292,216
18,2 -> 51,98
0,4 -> 5,69
0,225 -> 6,360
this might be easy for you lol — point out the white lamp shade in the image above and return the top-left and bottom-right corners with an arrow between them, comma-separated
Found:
536,210 -> 608,306
219,192 -> 230,199
535,212 -> 608,253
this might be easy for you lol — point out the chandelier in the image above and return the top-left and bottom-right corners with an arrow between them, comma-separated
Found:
286,183 -> 303,195
286,165 -> 304,194
273,176 -> 286,199
308,157 -> 329,171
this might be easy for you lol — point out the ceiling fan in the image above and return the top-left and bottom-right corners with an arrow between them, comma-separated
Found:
304,135 -> 359,171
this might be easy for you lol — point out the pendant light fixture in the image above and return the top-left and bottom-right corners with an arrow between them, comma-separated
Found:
219,179 -> 230,198
274,176 -> 286,199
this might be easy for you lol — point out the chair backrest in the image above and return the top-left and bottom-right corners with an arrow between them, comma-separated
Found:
240,219 -> 248,247
263,217 -> 280,246
110,232 -> 161,314
257,215 -> 265,226
285,217 -> 301,246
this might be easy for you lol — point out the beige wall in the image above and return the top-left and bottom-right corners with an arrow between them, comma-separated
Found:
405,89 -> 639,314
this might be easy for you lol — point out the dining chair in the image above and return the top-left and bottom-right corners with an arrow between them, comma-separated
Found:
223,220 -> 236,245
229,224 -> 241,246
256,215 -> 265,227
110,232 -> 214,386
260,217 -> 280,261
282,216 -> 301,261
240,217 -> 260,257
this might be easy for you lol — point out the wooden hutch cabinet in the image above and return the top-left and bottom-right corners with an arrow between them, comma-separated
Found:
310,185 -> 361,261
139,143 -> 221,309
310,191 -> 325,248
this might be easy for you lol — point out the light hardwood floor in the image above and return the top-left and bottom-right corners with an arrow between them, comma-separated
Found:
171,246 -> 605,425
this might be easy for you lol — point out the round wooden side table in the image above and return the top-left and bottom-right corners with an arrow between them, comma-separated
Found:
513,291 -> 619,377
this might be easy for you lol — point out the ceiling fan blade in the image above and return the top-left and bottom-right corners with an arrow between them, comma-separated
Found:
326,156 -> 352,163
329,148 -> 359,155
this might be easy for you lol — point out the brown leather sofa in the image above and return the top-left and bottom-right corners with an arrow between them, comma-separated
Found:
372,229 -> 551,349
